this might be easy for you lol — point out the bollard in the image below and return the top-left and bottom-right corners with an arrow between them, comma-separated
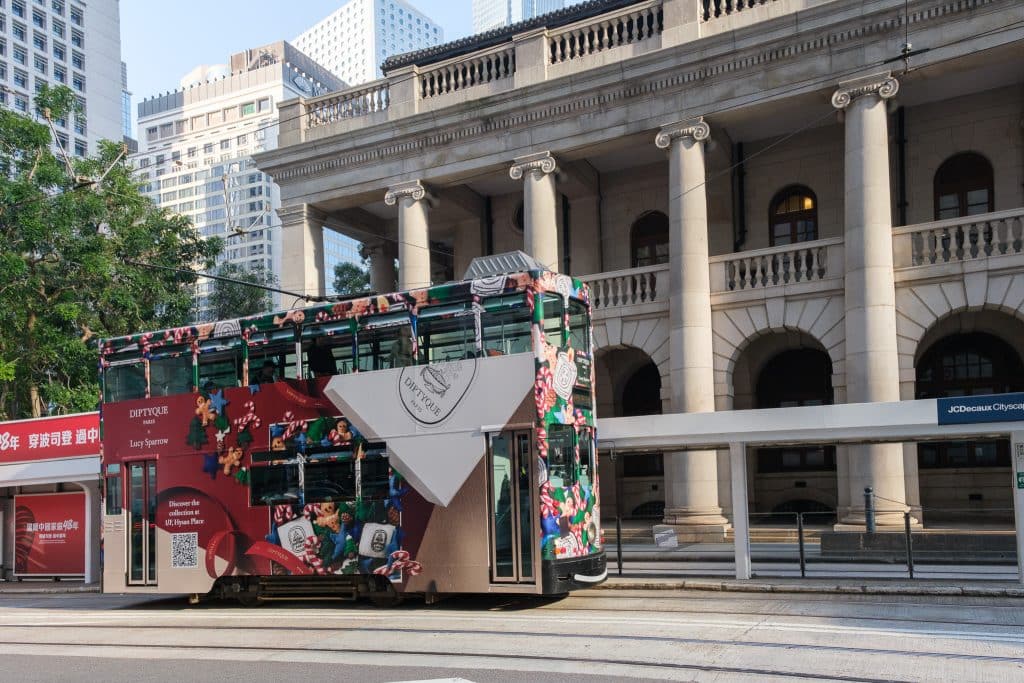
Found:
864,487 -> 876,533
797,512 -> 807,578
904,511 -> 914,579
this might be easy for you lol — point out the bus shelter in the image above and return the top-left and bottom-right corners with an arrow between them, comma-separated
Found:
598,394 -> 1024,584
0,413 -> 101,583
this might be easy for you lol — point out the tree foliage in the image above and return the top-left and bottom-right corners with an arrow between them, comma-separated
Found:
332,260 -> 370,296
0,85 -> 221,419
206,262 -> 276,321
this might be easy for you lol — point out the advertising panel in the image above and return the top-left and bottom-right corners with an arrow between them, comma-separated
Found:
0,413 -> 100,463
936,393 -> 1024,425
13,492 -> 87,576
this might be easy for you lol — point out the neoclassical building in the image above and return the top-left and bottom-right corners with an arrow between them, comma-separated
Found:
256,0 -> 1024,533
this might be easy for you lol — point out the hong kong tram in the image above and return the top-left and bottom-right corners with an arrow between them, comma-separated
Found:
99,255 -> 606,603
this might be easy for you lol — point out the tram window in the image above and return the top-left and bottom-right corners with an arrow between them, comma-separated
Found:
250,464 -> 300,506
417,304 -> 476,363
568,298 -> 590,354
148,345 -> 194,397
198,352 -> 242,390
302,321 -> 355,377
542,294 -> 564,348
357,313 -> 411,370
572,387 -> 593,410
103,362 -> 146,402
249,345 -> 298,383
360,454 -> 390,500
578,428 -> 596,488
304,459 -> 356,503
547,424 -> 575,488
104,464 -> 122,515
480,294 -> 531,356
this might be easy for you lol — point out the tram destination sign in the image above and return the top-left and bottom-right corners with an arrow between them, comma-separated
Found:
936,392 -> 1024,426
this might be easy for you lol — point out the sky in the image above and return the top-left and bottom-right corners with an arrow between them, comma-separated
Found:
120,0 -> 474,128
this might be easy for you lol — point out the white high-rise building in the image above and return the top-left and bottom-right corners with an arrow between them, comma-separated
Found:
0,0 -> 122,156
472,0 -> 568,34
293,0 -> 443,86
132,42 -> 343,320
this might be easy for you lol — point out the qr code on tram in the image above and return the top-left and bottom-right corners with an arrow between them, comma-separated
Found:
171,532 -> 198,568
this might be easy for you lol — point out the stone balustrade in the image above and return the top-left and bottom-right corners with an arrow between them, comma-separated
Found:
701,0 -> 782,22
710,238 -> 843,292
892,208 -> 1024,268
583,264 -> 669,311
305,80 -> 390,129
420,44 -> 516,99
548,0 -> 663,65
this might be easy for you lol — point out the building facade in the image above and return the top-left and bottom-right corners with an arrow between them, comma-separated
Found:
132,42 -> 343,320
257,0 -> 1024,533
0,0 -> 122,155
293,0 -> 443,86
473,0 -> 569,34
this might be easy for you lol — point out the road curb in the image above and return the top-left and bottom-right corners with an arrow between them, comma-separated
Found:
594,579 -> 1024,597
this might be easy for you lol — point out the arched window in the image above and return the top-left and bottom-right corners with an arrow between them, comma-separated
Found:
630,211 -> 668,268
934,152 -> 994,220
756,349 -> 835,473
916,332 -> 1023,468
769,186 -> 817,246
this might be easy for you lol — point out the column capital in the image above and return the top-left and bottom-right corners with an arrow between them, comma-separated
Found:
831,72 -> 899,110
655,117 -> 710,149
384,180 -> 435,207
509,151 -> 558,180
277,203 -> 326,226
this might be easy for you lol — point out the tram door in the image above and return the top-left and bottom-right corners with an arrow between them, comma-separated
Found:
126,460 -> 158,586
488,431 -> 535,583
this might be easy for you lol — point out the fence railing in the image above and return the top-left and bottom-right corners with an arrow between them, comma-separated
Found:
701,0 -> 782,22
549,0 -> 663,65
420,44 -> 516,99
582,264 -> 669,311
893,209 -> 1024,267
305,79 -> 390,129
711,237 -> 843,292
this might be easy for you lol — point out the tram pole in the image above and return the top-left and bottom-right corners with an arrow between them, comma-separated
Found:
729,442 -> 751,580
1011,432 -> 1024,585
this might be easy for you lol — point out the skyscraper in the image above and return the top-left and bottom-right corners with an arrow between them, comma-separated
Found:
132,42 -> 343,320
293,0 -> 444,87
472,0 -> 568,34
0,0 -> 122,156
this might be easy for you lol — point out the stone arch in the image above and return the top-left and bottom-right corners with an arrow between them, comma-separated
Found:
592,316 -> 670,402
593,344 -> 663,418
711,295 -> 845,409
895,272 -> 1024,398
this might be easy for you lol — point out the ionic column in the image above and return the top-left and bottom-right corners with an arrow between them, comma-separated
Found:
384,180 -> 435,290
510,152 -> 560,271
277,204 -> 326,301
832,73 -> 909,526
365,239 -> 397,295
654,118 -> 728,537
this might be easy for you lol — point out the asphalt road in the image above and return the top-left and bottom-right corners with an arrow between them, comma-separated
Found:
0,589 -> 1021,682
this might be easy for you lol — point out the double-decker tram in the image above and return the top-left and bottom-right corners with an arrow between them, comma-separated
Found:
99,255 -> 605,603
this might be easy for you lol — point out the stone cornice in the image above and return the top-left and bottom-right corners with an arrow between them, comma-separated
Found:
277,204 -> 326,225
384,180 -> 435,207
655,118 -> 711,149
831,72 -> 900,109
509,151 -> 559,180
266,0 -> 1004,185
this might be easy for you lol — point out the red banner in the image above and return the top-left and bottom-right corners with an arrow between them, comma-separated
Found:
0,413 -> 99,464
13,492 -> 87,576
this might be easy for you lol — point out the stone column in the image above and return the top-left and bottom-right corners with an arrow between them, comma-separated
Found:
654,118 -> 729,539
277,204 -> 326,302
832,73 -> 909,526
385,180 -> 434,290
510,152 -> 560,271
365,239 -> 397,295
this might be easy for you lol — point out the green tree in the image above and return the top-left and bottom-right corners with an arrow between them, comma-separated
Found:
332,260 -> 370,296
206,262 -> 276,321
0,85 -> 221,419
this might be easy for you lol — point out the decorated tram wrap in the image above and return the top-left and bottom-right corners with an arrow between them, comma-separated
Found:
99,255 -> 605,602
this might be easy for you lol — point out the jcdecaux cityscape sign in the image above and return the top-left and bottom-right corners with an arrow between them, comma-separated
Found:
937,393 -> 1024,425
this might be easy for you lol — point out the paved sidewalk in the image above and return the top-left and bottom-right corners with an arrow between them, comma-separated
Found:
597,574 -> 1024,597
